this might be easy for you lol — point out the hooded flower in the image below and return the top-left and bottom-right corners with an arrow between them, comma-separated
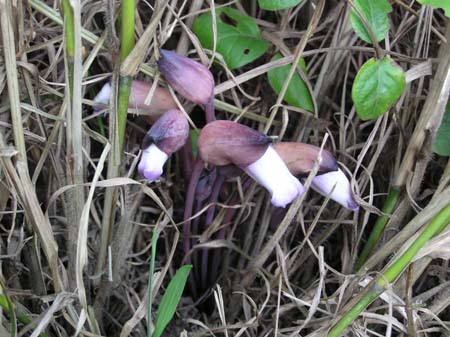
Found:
92,80 -> 177,123
157,49 -> 214,106
138,109 -> 189,182
311,169 -> 359,211
197,120 -> 304,208
273,142 -> 338,176
272,142 -> 357,211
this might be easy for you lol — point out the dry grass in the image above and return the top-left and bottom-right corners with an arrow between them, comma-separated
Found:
0,0 -> 449,336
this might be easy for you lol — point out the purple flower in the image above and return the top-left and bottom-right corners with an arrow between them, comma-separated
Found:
92,80 -> 177,123
157,49 -> 214,106
273,142 -> 338,176
311,169 -> 359,211
197,120 -> 304,208
138,109 -> 189,182
244,146 -> 305,208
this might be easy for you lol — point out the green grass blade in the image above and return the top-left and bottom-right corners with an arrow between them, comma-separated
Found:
151,265 -> 192,337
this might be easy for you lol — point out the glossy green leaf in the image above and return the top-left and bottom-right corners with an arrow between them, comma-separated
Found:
193,7 -> 269,69
433,102 -> 450,156
152,265 -> 192,337
352,57 -> 405,120
350,0 -> 392,43
258,0 -> 304,11
267,53 -> 314,112
417,0 -> 450,17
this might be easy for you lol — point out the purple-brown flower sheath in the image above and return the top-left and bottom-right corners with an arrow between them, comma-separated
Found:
138,109 -> 189,182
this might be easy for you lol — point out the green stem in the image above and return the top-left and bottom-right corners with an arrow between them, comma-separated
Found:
329,288 -> 380,337
117,0 -> 135,152
61,0 -> 74,92
120,0 -> 135,62
95,0 -> 135,277
328,203 -> 450,337
355,188 -> 401,271
381,203 -> 450,285
117,76 -> 132,151
61,0 -> 74,57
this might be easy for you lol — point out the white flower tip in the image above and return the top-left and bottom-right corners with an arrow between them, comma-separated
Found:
311,169 -> 359,211
138,144 -> 169,183
93,82 -> 111,111
245,146 -> 305,208
347,199 -> 359,212
271,178 -> 305,208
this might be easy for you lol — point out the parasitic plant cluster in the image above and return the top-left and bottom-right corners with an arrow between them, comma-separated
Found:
94,49 -> 359,296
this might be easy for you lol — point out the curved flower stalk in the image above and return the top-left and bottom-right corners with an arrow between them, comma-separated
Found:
198,120 -> 304,208
157,49 -> 216,122
311,169 -> 359,211
93,80 -> 177,123
138,109 -> 189,182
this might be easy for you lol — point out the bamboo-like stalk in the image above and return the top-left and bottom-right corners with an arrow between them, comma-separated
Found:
328,203 -> 450,337
117,0 -> 135,150
96,0 -> 135,276
61,0 -> 85,289
61,0 -> 74,90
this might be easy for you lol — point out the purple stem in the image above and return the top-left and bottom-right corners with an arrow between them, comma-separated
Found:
183,158 -> 204,297
179,139 -> 194,182
191,200 -> 203,282
200,174 -> 226,290
204,99 -> 216,123
209,177 -> 253,284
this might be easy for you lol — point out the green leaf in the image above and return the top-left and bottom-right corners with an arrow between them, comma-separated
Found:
258,0 -> 304,11
417,0 -> 450,17
193,7 -> 269,69
433,102 -> 450,156
350,0 -> 392,43
352,57 -> 405,120
267,53 -> 314,112
151,265 -> 192,337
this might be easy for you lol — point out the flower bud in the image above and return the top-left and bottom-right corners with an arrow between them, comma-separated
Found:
157,49 -> 214,106
311,169 -> 359,211
198,120 -> 304,208
129,80 -> 178,123
92,80 -> 178,123
138,109 -> 189,182
273,142 -> 338,176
